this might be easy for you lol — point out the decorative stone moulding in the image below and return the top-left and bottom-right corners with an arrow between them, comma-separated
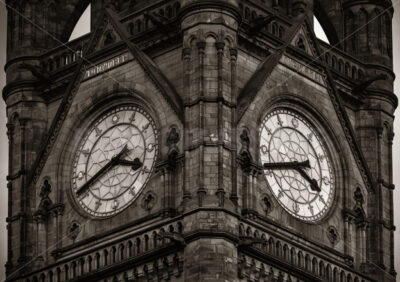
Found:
67,220 -> 82,241
326,225 -> 340,245
141,191 -> 157,211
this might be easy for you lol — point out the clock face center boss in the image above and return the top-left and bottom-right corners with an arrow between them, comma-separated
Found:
260,109 -> 334,222
72,105 -> 158,218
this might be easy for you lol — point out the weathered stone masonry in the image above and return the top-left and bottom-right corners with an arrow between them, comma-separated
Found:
3,0 -> 397,281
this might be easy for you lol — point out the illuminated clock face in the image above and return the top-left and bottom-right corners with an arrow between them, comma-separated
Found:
259,109 -> 334,222
72,105 -> 158,218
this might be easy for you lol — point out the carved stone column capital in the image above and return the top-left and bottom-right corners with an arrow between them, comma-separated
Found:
6,123 -> 15,136
182,47 -> 191,60
229,48 -> 238,61
215,41 -> 225,51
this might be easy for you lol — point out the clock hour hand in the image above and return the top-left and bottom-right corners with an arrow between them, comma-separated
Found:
263,160 -> 321,192
76,145 -> 129,195
117,158 -> 143,171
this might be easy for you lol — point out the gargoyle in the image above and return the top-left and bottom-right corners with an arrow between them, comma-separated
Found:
239,129 -> 252,168
19,63 -> 52,86
238,236 -> 267,248
143,12 -> 175,34
167,127 -> 180,168
248,14 -> 276,36
352,73 -> 388,95
157,231 -> 186,246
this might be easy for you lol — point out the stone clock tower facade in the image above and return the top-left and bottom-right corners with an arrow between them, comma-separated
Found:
3,0 -> 397,281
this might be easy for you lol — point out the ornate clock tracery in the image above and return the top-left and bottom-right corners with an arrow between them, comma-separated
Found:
72,105 -> 158,218
259,108 -> 334,222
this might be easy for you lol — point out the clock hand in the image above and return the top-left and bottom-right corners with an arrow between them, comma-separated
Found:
116,158 -> 143,170
293,168 -> 321,192
76,145 -> 129,195
263,160 -> 311,170
263,160 -> 321,192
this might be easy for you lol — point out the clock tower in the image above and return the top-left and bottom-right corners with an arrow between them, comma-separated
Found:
3,0 -> 397,281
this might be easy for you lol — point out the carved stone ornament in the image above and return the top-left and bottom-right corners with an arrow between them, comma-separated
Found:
353,187 -> 364,205
326,226 -> 340,245
38,179 -> 53,212
353,187 -> 366,223
104,31 -> 115,46
167,127 -> 180,168
239,129 -> 252,167
67,220 -> 82,241
261,194 -> 273,215
141,191 -> 157,211
297,37 -> 306,50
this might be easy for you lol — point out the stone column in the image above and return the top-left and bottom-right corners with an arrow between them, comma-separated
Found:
6,123 -> 14,273
180,0 -> 241,280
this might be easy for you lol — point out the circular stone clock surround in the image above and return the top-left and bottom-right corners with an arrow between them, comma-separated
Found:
71,105 -> 158,218
259,108 -> 334,222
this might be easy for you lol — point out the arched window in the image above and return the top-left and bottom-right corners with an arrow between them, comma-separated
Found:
326,264 -> 332,281
88,255 -> 93,272
384,13 -> 392,57
333,267 -> 338,282
305,255 -> 311,271
119,244 -> 125,260
144,235 -> 149,251
312,258 -> 318,275
64,264 -> 69,281
71,261 -> 77,278
345,63 -> 351,76
128,22 -> 134,35
345,12 -> 356,52
272,22 -> 278,36
79,258 -> 85,275
278,26 -> 285,39
104,249 -> 109,266
174,2 -> 181,16
347,273 -> 352,282
166,5 -> 172,18
297,251 -> 303,268
319,261 -> 325,277
245,7 -> 250,20
128,240 -> 133,257
357,9 -> 368,53
352,66 -> 357,79
325,53 -> 330,64
136,19 -> 142,33
340,271 -> 346,282
332,56 -> 337,70
338,59 -> 344,73
152,232 -> 158,249
112,246 -> 117,263
48,271 -> 53,282
136,238 -> 141,254
95,252 -> 101,269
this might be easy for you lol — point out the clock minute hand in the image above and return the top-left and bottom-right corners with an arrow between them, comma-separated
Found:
263,160 -> 321,192
76,145 -> 129,195
263,160 -> 311,170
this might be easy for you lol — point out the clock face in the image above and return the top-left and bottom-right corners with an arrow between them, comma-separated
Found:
72,105 -> 158,218
259,109 -> 334,222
